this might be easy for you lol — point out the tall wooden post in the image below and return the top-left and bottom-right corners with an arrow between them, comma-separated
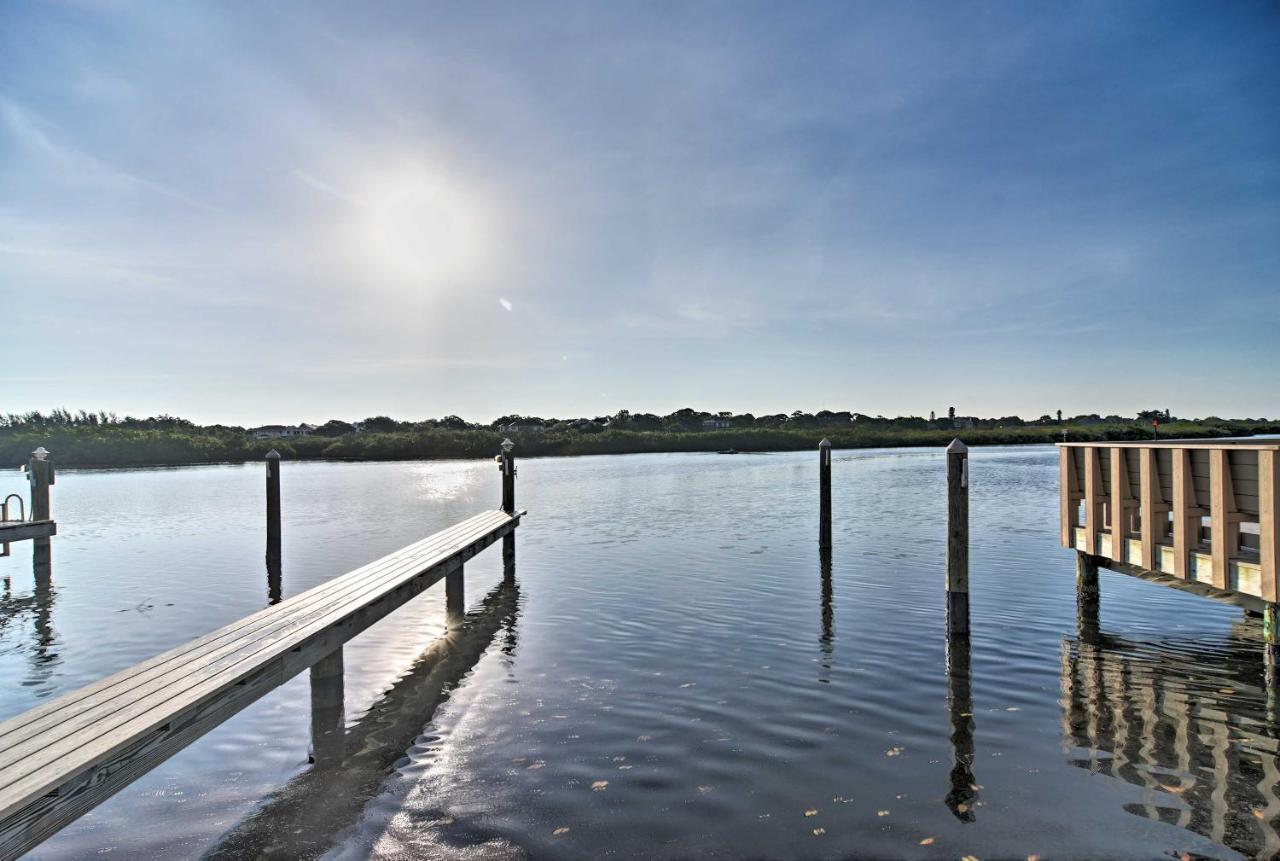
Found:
309,647 -> 344,767
500,439 -> 516,582
28,448 -> 53,574
265,449 -> 281,568
946,439 -> 969,635
818,438 -> 832,550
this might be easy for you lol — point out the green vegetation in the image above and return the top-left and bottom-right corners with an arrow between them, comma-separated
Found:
2,408 -> 1276,468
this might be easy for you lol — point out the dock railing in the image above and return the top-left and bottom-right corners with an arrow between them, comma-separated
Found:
1059,439 -> 1280,603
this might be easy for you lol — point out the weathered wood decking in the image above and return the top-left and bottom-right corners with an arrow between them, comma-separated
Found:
1060,440 -> 1280,607
0,507 -> 521,860
0,521 -> 55,545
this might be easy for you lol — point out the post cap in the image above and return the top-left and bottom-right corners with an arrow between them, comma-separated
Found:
501,438 -> 515,452
818,438 -> 831,448
946,439 -> 968,454
31,447 -> 49,461
265,449 -> 281,459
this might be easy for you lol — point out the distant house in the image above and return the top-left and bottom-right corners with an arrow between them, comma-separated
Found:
702,418 -> 732,430
250,424 -> 314,439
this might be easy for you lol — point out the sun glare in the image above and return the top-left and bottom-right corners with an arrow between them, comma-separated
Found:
353,164 -> 491,287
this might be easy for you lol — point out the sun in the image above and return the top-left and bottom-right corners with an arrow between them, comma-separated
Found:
352,164 -> 491,287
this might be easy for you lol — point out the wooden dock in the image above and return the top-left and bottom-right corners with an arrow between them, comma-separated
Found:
1059,439 -> 1280,670
0,445 -> 523,860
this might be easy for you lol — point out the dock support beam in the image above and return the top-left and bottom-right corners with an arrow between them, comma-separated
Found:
1075,552 -> 1100,645
500,439 -> 516,583
818,439 -> 832,550
265,450 -> 282,569
446,563 -> 465,630
946,439 -> 969,636
309,647 -> 344,767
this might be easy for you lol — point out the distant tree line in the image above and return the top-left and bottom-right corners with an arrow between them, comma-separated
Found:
1,407 -> 1276,468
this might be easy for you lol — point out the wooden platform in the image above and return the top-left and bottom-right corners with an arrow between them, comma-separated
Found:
1060,439 -> 1280,605
0,521 -> 55,544
0,508 -> 521,860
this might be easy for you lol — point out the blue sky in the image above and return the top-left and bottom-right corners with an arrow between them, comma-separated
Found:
3,1 -> 1277,425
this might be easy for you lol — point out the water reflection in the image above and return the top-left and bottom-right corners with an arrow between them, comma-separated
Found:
206,578 -> 522,860
0,547 -> 60,694
819,547 -> 833,683
946,630 -> 979,822
1061,626 -> 1280,860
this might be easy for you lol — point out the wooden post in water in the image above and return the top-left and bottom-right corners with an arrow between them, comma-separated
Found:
1076,553 -> 1101,645
309,647 -> 344,766
265,450 -> 281,568
818,438 -> 832,550
28,448 -> 53,574
946,439 -> 969,635
500,438 -> 516,582
446,563 -> 465,630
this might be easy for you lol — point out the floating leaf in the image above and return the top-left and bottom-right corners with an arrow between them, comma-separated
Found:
553,827 -> 570,836
591,780 -> 609,791
919,837 -> 935,845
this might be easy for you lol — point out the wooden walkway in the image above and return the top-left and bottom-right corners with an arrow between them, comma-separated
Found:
0,521 -> 55,545
0,507 -> 521,860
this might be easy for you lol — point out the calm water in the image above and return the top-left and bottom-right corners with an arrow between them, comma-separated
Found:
2,447 -> 1277,860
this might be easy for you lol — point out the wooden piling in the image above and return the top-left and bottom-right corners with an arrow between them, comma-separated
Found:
309,647 -> 344,767
946,439 -> 969,635
1076,552 -> 1100,645
266,449 -> 281,567
500,439 -> 516,581
819,438 -> 832,550
28,449 -> 53,549
446,563 -> 465,630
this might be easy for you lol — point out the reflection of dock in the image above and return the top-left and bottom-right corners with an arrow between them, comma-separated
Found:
1060,631 -> 1280,860
208,579 -> 521,859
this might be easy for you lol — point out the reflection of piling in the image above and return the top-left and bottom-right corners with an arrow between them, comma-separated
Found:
946,439 -> 969,636
266,449 -> 282,568
819,438 -> 832,550
500,439 -> 516,582
1266,606 -> 1280,688
945,629 -> 977,822
819,546 -> 834,682
309,647 -> 344,767
1076,553 -> 1100,645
